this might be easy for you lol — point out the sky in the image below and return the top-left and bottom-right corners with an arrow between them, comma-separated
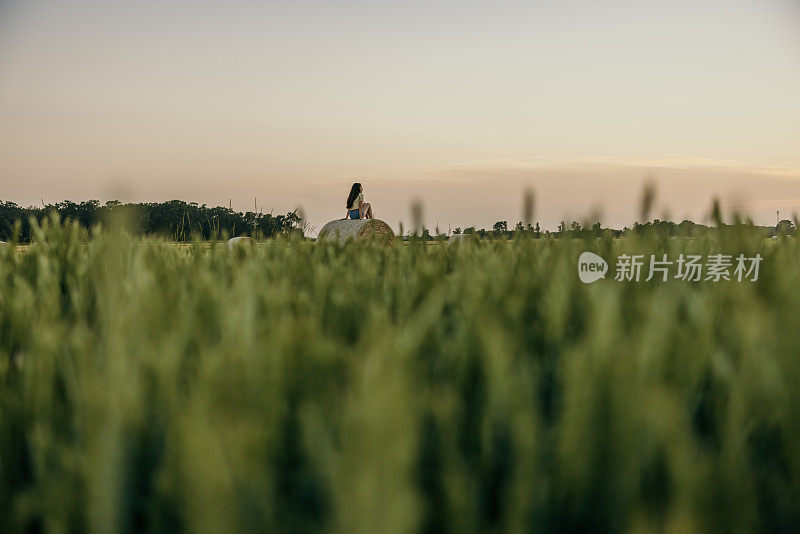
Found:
0,0 -> 798,233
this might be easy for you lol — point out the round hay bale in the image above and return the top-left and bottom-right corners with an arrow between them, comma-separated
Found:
227,236 -> 254,249
318,219 -> 395,244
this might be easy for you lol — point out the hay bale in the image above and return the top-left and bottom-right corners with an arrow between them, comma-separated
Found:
318,219 -> 395,244
227,236 -> 254,249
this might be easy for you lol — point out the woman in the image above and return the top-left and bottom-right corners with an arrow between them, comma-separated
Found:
345,182 -> 373,220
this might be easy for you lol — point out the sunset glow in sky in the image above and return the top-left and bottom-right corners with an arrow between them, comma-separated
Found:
1,0 -> 799,232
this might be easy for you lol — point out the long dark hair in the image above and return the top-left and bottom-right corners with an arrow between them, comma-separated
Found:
346,182 -> 361,209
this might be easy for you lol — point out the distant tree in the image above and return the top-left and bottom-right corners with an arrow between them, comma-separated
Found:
777,219 -> 796,235
453,227 -> 462,235
677,220 -> 696,236
491,221 -> 508,240
652,219 -> 677,236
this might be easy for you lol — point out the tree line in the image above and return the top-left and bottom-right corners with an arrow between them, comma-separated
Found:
0,200 -> 301,242
438,217 -> 793,240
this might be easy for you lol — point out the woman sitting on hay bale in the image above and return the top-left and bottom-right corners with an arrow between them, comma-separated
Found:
319,183 -> 393,243
345,182 -> 373,220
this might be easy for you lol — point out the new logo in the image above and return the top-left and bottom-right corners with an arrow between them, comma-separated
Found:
578,252 -> 608,283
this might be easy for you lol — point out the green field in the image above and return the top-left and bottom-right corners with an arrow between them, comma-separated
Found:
1,218 -> 799,533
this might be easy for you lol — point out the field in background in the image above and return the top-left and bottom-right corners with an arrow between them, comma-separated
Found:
1,218 -> 800,533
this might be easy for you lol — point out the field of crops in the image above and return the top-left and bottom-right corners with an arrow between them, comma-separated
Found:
1,217 -> 800,533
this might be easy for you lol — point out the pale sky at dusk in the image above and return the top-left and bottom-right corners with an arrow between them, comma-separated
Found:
1,0 -> 799,233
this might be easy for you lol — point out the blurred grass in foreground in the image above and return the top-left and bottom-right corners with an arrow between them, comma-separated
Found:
1,217 -> 800,533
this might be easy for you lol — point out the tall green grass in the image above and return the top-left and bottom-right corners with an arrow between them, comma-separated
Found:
1,217 -> 799,533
